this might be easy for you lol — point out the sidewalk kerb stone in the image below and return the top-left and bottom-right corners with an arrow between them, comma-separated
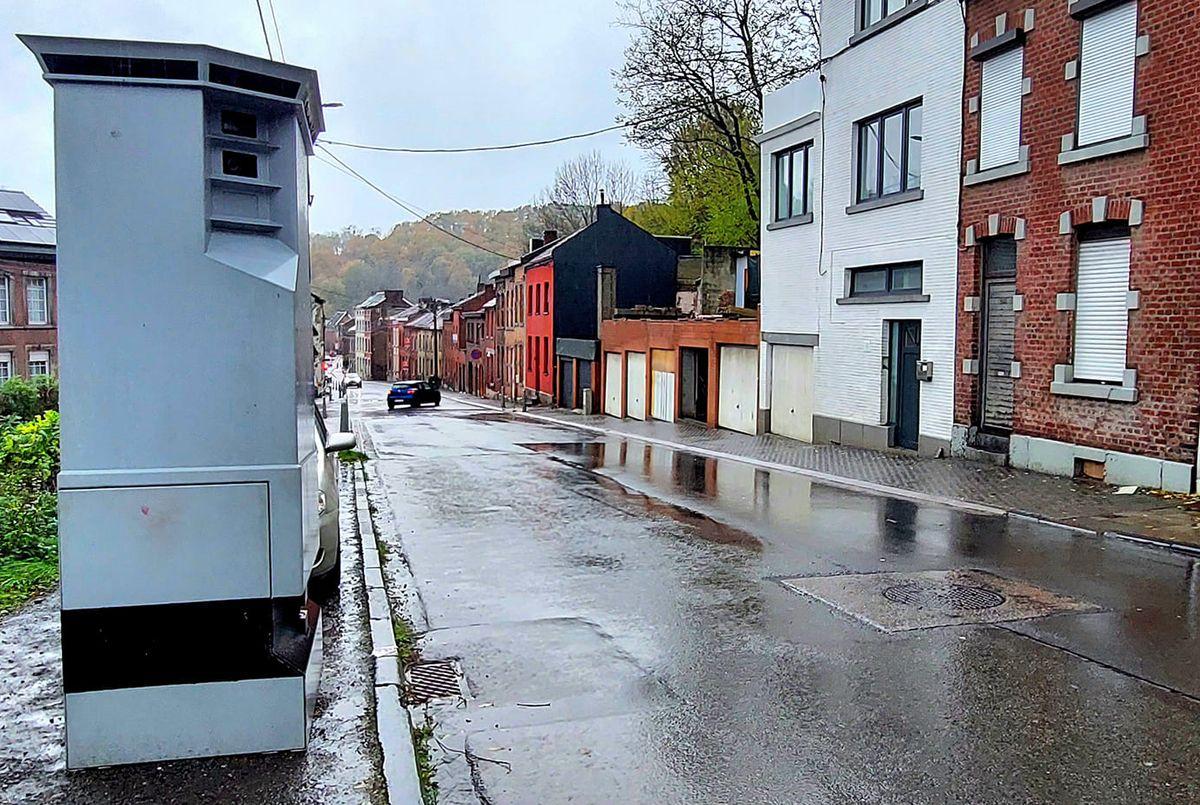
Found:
351,462 -> 423,805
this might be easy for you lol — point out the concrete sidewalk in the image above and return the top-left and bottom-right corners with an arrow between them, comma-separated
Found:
455,393 -> 1200,551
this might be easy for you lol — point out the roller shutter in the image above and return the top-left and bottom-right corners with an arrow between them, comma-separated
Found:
1074,238 -> 1131,383
979,46 -> 1024,170
1078,1 -> 1138,147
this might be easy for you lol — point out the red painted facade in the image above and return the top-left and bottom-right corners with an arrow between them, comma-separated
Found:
956,0 -> 1200,483
524,262 -> 554,401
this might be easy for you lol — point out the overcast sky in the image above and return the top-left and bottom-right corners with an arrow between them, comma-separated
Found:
1,0 -> 651,234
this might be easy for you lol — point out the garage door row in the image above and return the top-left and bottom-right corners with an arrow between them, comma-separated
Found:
600,340 -> 816,441
601,344 -> 814,440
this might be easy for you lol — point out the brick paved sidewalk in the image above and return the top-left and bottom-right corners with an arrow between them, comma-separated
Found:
455,393 -> 1200,551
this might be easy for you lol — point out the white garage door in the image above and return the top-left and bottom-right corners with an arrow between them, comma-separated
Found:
650,349 -> 675,422
717,346 -> 758,435
604,352 -> 623,418
625,352 -> 647,421
770,345 -> 814,443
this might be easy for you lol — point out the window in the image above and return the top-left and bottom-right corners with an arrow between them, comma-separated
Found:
0,353 -> 10,383
857,101 -> 921,202
28,350 -> 50,377
0,276 -> 9,324
1074,234 -> 1131,382
773,143 -> 811,221
26,277 -> 48,325
849,262 -> 923,297
543,337 -> 549,374
220,110 -> 258,139
542,282 -> 550,314
1077,2 -> 1138,147
979,47 -> 1024,170
861,0 -> 915,30
221,150 -> 258,178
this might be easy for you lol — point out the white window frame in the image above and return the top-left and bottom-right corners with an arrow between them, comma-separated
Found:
28,349 -> 50,378
0,275 -> 9,324
0,352 -> 11,383
979,46 -> 1024,170
1077,1 -> 1139,148
26,277 -> 49,326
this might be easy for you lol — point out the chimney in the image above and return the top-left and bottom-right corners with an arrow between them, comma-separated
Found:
528,237 -> 544,253
542,229 -> 558,245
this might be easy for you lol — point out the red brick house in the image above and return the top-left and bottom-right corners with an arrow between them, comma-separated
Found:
442,285 -> 493,393
954,0 -> 1200,490
354,289 -> 411,380
0,190 -> 57,382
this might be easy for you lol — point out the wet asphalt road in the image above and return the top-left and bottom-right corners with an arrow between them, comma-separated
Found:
0,458 -> 385,804
357,382 -> 1200,805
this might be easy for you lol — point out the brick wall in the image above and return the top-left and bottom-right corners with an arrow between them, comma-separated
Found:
957,0 -> 1200,465
0,257 -> 58,379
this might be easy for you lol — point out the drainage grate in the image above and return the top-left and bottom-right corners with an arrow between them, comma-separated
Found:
882,582 -> 1005,611
405,660 -> 463,704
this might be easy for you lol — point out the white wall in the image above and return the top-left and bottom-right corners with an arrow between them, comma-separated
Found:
759,0 -> 964,445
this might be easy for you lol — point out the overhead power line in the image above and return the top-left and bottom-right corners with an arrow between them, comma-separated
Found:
314,145 -> 519,260
267,0 -> 286,62
321,121 -> 636,154
253,0 -> 274,60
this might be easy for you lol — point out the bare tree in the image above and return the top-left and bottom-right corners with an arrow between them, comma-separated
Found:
614,0 -> 820,225
536,150 -> 642,234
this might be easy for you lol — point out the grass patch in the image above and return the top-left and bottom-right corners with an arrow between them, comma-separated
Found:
338,449 -> 369,464
412,722 -> 439,804
0,558 -> 57,615
392,616 -> 420,668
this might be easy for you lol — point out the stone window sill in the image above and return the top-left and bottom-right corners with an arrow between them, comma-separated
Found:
845,188 -> 924,215
964,156 -> 1030,186
849,0 -> 930,47
1058,132 -> 1148,166
836,292 -> 930,306
1051,381 -> 1138,403
766,213 -> 813,231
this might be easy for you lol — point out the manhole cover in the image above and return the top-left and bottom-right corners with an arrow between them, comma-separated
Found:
405,660 -> 463,704
882,582 -> 1005,611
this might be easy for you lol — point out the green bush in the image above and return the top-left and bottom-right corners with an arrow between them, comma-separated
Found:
0,411 -> 60,563
0,376 -> 58,420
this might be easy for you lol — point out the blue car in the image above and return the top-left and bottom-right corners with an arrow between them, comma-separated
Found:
387,380 -> 441,410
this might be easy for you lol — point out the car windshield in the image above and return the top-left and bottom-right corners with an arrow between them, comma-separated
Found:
393,382 -> 420,389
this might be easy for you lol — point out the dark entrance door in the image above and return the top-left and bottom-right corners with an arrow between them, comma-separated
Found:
889,320 -> 921,450
577,359 -> 592,412
558,359 -> 574,408
980,237 -> 1017,432
680,347 -> 708,422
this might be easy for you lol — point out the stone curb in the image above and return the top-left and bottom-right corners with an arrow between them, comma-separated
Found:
450,393 -> 1200,559
353,464 -> 423,805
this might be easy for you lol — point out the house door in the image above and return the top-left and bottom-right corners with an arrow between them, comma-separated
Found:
680,347 -> 708,422
981,237 -> 1017,432
577,360 -> 592,412
559,360 -> 574,408
889,321 -> 921,450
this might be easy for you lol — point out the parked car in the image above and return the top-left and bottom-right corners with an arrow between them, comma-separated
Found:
310,411 -> 356,602
388,380 -> 441,409
344,371 -> 362,388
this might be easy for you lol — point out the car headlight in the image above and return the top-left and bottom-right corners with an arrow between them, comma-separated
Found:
318,490 -> 328,515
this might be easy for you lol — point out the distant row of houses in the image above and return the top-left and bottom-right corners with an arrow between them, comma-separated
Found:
326,0 -> 1200,494
0,190 -> 57,383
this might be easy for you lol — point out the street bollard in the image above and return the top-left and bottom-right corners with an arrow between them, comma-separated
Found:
340,398 -> 350,433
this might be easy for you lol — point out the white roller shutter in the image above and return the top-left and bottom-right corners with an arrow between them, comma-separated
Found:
1078,1 -> 1138,147
1074,238 -> 1131,383
979,46 -> 1024,170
